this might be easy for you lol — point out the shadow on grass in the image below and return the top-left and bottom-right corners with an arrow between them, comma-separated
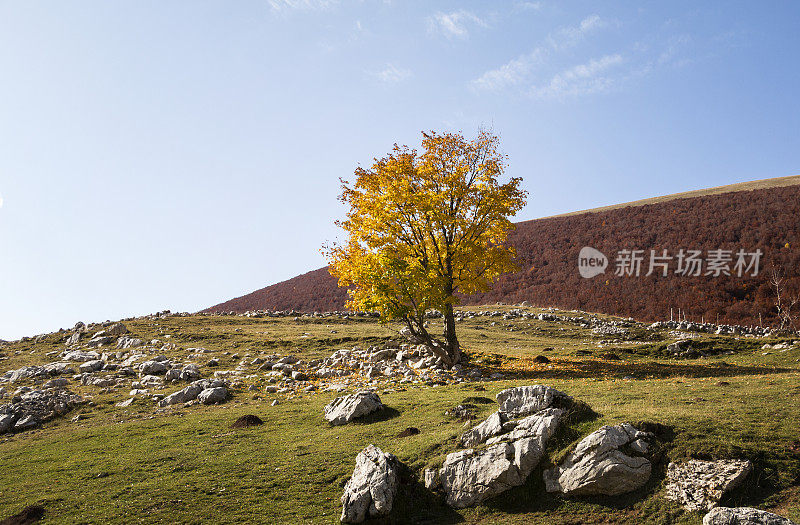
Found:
352,406 -> 402,425
480,359 -> 795,380
387,473 -> 465,525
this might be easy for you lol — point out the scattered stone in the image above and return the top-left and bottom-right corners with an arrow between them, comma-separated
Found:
62,351 -> 100,363
139,360 -> 169,375
544,423 -> 654,496
533,355 -> 550,364
78,360 -> 104,373
116,398 -> 134,408
105,323 -> 128,336
116,336 -> 142,350
0,388 -> 83,435
158,379 -> 225,407
197,387 -> 228,405
703,507 -> 797,525
340,444 -> 399,523
665,459 -> 753,512
323,391 -> 383,425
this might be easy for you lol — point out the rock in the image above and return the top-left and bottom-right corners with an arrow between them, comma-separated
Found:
197,387 -> 228,404
291,371 -> 309,381
665,459 -> 753,512
65,332 -> 81,346
424,468 -> 441,490
7,366 -> 47,383
0,414 -> 14,434
341,444 -> 399,523
87,336 -> 115,348
461,411 -> 506,447
180,364 -> 201,381
106,323 -> 128,336
42,378 -> 69,388
158,379 -> 223,407
116,398 -> 134,407
139,360 -> 169,375
13,414 -> 38,431
63,350 -> 100,362
495,384 -> 571,418
116,336 -> 142,349
79,360 -> 104,373
324,391 -> 383,425
703,507 -> 797,525
544,423 -> 653,496
439,408 -> 562,508
164,369 -> 181,381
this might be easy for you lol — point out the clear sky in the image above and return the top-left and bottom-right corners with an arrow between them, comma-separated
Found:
1,1 -> 798,340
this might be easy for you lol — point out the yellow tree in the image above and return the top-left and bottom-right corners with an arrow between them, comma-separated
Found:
325,131 -> 527,365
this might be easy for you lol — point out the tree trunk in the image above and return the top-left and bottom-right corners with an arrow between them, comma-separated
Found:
442,302 -> 460,364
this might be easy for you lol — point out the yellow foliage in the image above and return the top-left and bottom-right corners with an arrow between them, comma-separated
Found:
324,130 -> 527,323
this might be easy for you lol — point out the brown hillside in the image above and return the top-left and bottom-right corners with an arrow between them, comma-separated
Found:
203,179 -> 800,327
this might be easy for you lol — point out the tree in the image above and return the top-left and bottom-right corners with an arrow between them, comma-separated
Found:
324,130 -> 527,364
769,265 -> 798,331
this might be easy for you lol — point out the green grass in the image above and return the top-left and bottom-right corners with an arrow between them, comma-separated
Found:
0,308 -> 798,524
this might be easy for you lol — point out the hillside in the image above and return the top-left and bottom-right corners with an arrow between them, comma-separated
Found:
203,177 -> 800,327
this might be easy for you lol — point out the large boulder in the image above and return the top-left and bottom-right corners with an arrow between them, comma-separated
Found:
439,408 -> 563,508
703,507 -> 797,525
665,459 -> 752,512
544,423 -> 654,496
324,391 -> 383,425
496,385 -> 571,418
341,444 -> 399,523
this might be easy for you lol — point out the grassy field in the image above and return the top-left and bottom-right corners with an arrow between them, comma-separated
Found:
0,307 -> 798,524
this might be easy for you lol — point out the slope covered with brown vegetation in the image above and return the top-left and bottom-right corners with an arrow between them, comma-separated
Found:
203,180 -> 800,327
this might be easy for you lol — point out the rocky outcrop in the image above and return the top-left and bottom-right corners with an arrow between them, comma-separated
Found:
439,408 -> 563,508
495,384 -> 571,418
703,507 -> 797,525
544,423 -> 654,496
324,391 -> 383,425
341,445 -> 399,523
0,388 -> 83,434
665,459 -> 752,512
461,411 -> 506,447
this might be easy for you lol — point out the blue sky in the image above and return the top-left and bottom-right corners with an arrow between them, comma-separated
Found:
1,1 -> 798,339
